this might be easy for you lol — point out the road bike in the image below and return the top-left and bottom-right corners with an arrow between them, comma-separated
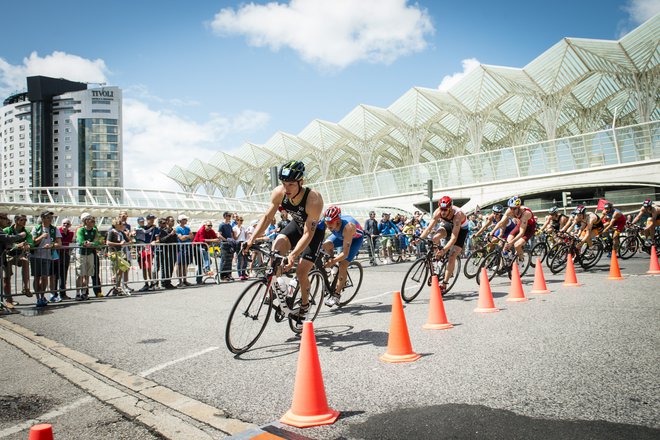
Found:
401,239 -> 461,303
464,235 -> 495,279
476,235 -> 532,285
224,249 -> 324,354
307,250 -> 364,307
618,224 -> 660,259
547,232 -> 603,274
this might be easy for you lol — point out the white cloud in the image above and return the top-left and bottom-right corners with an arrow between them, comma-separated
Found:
0,51 -> 108,96
209,0 -> 434,69
618,0 -> 660,36
438,58 -> 480,91
123,99 -> 270,191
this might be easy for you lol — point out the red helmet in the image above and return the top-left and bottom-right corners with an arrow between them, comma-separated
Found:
324,205 -> 341,222
439,196 -> 452,209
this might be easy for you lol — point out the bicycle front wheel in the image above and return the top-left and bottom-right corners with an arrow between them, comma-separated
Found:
401,258 -> 429,303
288,270 -> 325,334
443,256 -> 461,294
549,245 -> 569,274
618,235 -> 638,260
530,242 -> 548,267
338,261 -> 363,306
476,251 -> 500,285
518,250 -> 532,277
225,280 -> 272,354
464,247 -> 486,279
580,241 -> 603,270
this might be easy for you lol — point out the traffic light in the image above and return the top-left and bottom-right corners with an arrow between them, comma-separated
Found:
426,179 -> 433,200
561,191 -> 572,207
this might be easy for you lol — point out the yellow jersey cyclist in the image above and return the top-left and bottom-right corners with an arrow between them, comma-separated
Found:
631,199 -> 659,244
245,160 -> 325,321
419,196 -> 467,294
600,202 -> 626,255
320,205 -> 365,307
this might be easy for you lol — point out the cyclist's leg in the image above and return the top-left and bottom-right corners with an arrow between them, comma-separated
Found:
293,227 -> 325,316
336,236 -> 363,295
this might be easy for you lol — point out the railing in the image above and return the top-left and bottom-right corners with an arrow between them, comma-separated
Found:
242,120 -> 659,205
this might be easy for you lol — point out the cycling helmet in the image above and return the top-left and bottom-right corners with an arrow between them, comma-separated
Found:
574,205 -> 587,215
278,160 -> 305,181
439,196 -> 452,209
324,205 -> 341,223
642,199 -> 652,208
492,204 -> 504,214
507,196 -> 522,208
603,202 -> 613,211
548,206 -> 559,215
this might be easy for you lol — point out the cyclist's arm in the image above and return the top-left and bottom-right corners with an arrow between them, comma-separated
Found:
330,223 -> 356,265
288,190 -> 323,263
510,211 -> 530,244
246,186 -> 283,248
540,216 -> 552,233
474,216 -> 492,236
631,208 -> 643,225
419,210 -> 440,239
560,217 -> 575,233
490,211 -> 511,237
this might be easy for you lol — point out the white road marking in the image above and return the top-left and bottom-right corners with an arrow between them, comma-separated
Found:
352,289 -> 396,304
139,347 -> 219,377
0,396 -> 93,438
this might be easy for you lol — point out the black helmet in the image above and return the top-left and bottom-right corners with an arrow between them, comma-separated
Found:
548,206 -> 559,215
642,199 -> 652,208
573,205 -> 586,215
278,161 -> 305,181
492,204 -> 503,214
603,202 -> 613,210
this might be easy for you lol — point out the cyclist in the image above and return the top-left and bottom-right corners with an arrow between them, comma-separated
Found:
419,196 -> 467,294
540,206 -> 569,234
491,196 -> 536,261
600,202 -> 626,254
244,161 -> 325,321
630,199 -> 659,243
474,204 -> 516,245
320,205 -> 364,307
572,205 -> 603,251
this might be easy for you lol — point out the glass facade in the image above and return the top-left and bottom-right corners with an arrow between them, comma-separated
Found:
78,118 -> 121,187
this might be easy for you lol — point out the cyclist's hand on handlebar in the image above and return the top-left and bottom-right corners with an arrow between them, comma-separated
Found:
283,253 -> 296,272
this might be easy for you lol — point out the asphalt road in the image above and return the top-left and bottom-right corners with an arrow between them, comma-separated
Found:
1,254 -> 659,439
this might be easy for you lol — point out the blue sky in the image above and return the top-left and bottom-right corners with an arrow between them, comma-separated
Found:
0,0 -> 657,192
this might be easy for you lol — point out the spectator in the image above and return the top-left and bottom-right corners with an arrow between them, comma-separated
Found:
233,216 -> 248,280
364,211 -> 380,265
193,220 -> 220,284
176,214 -> 194,287
53,218 -> 74,301
106,217 -> 131,296
158,216 -> 178,289
136,214 -> 159,292
3,214 -> 33,303
276,210 -> 290,233
31,211 -> 62,307
231,212 -> 238,227
266,218 -> 277,241
466,213 -> 480,257
1,213 -> 28,306
379,213 -> 399,264
75,213 -> 101,300
218,211 -> 235,281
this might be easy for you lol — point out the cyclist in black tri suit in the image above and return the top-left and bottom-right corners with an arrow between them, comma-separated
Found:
540,206 -> 569,234
245,161 -> 324,321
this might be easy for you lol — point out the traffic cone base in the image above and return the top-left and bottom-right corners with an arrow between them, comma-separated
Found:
530,258 -> 551,294
647,246 -> 660,274
506,262 -> 528,303
29,424 -> 54,440
607,250 -> 624,280
423,276 -> 453,331
474,269 -> 499,313
380,292 -> 420,363
280,321 -> 340,428
563,255 -> 582,287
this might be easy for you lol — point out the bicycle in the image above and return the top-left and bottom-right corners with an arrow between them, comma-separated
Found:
309,250 -> 364,307
224,248 -> 324,354
400,239 -> 462,303
476,235 -> 532,285
464,235 -> 496,279
618,224 -> 660,259
547,232 -> 603,274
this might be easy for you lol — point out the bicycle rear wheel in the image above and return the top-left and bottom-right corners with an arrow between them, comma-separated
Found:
225,280 -> 272,354
518,250 -> 532,277
288,270 -> 325,334
401,258 -> 429,303
549,245 -> 569,274
529,242 -> 548,267
338,261 -> 363,306
464,247 -> 486,279
476,251 -> 500,285
442,257 -> 462,294
580,241 -> 603,270
618,235 -> 638,260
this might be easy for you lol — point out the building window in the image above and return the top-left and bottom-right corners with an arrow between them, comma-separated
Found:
54,129 -> 59,134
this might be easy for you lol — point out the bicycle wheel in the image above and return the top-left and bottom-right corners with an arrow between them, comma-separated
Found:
580,241 -> 603,270
338,261 -> 363,306
517,251 -> 532,277
476,251 -> 500,285
618,235 -> 638,260
288,270 -> 325,334
464,247 -> 487,279
529,242 -> 548,267
549,245 -> 569,274
225,280 -> 272,354
443,256 -> 461,294
401,258 -> 429,303
546,243 -> 563,269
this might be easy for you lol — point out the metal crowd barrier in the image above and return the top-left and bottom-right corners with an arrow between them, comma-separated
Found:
0,241 -> 237,303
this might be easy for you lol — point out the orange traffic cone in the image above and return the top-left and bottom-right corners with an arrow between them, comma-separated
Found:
423,276 -> 453,330
607,250 -> 624,280
506,262 -> 528,302
530,258 -> 551,294
474,268 -> 499,313
29,424 -> 54,440
380,292 -> 421,363
281,321 -> 340,428
563,254 -> 582,287
648,246 -> 660,275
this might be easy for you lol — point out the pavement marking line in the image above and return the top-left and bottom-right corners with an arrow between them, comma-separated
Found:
0,396 -> 93,439
0,319 -> 256,437
352,289 -> 395,304
139,346 -> 219,377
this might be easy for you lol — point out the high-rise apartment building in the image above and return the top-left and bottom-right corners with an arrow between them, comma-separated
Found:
0,76 -> 123,198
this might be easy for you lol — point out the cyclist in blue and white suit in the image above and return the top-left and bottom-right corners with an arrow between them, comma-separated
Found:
320,205 -> 364,307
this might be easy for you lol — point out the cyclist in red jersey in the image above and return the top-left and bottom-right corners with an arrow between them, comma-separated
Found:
601,202 -> 626,253
491,196 -> 536,260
